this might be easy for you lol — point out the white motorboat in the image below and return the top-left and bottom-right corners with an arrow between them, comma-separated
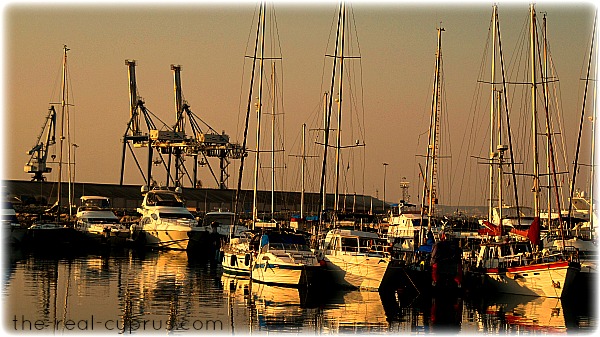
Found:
131,186 -> 200,250
251,230 -> 322,287
222,231 -> 256,276
319,229 -> 393,291
75,196 -> 129,245
200,210 -> 249,238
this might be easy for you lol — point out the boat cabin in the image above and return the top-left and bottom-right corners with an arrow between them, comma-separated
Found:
323,229 -> 390,257
476,241 -> 532,269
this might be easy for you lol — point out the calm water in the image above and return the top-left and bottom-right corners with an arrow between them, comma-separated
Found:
3,248 -> 596,334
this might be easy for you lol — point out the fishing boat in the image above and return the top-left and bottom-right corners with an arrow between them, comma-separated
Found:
251,229 -> 322,287
130,186 -> 201,250
74,196 -> 129,246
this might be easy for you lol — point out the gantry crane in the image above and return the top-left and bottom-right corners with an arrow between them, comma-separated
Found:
119,60 -> 245,189
25,106 -> 57,181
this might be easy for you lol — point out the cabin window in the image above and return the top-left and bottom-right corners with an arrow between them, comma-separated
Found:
341,237 -> 359,252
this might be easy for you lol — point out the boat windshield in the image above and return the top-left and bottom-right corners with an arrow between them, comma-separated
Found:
266,233 -> 311,252
159,212 -> 195,220
81,198 -> 110,209
146,192 -> 185,207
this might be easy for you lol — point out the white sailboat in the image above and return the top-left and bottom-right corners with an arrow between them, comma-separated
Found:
25,45 -> 79,248
466,5 -> 580,298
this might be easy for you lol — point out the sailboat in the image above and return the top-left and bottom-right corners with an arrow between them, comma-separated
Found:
24,45 -> 79,248
542,12 -> 598,296
313,2 -> 401,292
465,5 -> 580,298
222,2 -> 322,286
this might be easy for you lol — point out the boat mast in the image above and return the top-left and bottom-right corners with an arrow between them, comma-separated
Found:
568,12 -> 597,229
489,5 -> 497,223
271,62 -> 276,220
496,90 -> 506,225
232,1 -> 264,236
57,45 -> 70,221
252,2 -> 267,228
334,4 -> 346,218
318,2 -> 343,226
530,4 -> 541,218
301,123 -> 306,219
540,13 -> 565,241
420,25 -> 443,236
321,92 -> 328,215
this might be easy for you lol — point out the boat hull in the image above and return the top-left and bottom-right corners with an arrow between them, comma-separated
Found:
468,261 -> 579,298
251,262 -> 320,287
131,224 -> 196,250
79,227 -> 130,247
222,250 -> 252,276
323,253 -> 392,291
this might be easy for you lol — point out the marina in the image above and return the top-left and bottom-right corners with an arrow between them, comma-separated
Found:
3,1 -> 599,334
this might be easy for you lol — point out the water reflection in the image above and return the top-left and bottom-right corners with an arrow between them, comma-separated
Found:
3,248 -> 595,334
466,293 -> 574,333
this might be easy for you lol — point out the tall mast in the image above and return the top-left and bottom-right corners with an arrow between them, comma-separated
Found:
334,3 -> 346,217
540,13 -> 565,245
57,45 -> 69,221
530,4 -> 541,217
489,5 -> 498,223
252,2 -> 266,227
569,12 -> 597,229
271,62 -> 276,220
321,93 -> 328,215
496,90 -> 506,224
300,123 -> 306,219
421,26 -> 443,231
318,2 -> 343,225
232,1 -> 264,236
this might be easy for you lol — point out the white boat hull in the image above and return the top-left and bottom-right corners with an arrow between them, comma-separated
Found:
134,224 -> 195,250
222,250 -> 252,276
324,253 -> 390,291
251,261 -> 319,287
474,261 -> 579,298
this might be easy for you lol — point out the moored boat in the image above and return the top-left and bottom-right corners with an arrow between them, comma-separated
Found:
130,186 -> 201,250
319,228 -> 396,291
251,229 -> 322,287
75,196 -> 129,246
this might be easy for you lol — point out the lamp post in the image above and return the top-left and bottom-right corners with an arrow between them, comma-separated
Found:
383,162 -> 389,213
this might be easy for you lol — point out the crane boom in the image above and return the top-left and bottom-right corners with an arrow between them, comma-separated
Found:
25,106 -> 57,181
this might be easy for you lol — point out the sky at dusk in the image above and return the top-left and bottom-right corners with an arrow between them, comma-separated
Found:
2,0 -> 597,209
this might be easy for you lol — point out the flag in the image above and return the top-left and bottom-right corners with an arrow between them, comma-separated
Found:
527,217 -> 541,247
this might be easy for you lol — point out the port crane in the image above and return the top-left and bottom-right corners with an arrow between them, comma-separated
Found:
24,106 -> 57,181
119,60 -> 245,189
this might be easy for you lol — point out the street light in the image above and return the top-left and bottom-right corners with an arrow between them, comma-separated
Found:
383,162 -> 389,213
